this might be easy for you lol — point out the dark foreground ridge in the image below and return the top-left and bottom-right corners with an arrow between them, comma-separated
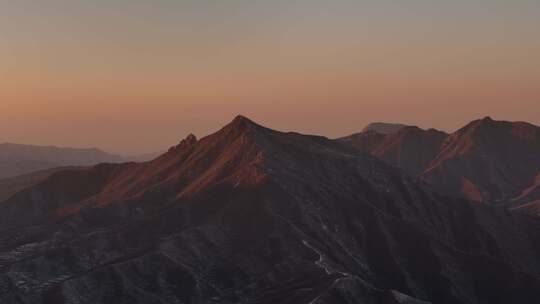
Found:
1,115 -> 540,303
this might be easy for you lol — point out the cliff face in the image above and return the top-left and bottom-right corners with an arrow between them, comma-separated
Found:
1,116 -> 540,304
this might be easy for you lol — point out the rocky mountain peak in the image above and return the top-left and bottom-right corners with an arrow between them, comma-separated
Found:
362,122 -> 408,135
184,133 -> 197,144
223,115 -> 265,134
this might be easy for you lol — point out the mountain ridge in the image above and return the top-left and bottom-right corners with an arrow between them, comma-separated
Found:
339,117 -> 540,206
1,116 -> 540,303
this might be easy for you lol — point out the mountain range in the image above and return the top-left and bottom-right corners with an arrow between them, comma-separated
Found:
0,116 -> 539,303
0,143 -> 125,179
0,143 -> 165,182
339,116 -> 540,210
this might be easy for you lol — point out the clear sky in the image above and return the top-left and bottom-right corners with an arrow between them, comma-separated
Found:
1,0 -> 539,154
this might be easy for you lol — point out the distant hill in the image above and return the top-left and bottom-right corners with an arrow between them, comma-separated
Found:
0,143 -> 125,179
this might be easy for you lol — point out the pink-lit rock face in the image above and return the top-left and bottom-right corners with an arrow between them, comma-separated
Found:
1,116 -> 540,303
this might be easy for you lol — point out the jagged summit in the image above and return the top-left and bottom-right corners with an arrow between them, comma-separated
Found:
163,115 -> 267,157
482,115 -> 494,121
437,117 -> 539,156
458,116 -> 538,137
231,114 -> 255,125
169,134 -> 198,152
225,114 -> 264,130
184,133 -> 197,144
219,114 -> 270,136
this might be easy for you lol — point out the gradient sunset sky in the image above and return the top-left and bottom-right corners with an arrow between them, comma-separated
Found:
1,0 -> 539,154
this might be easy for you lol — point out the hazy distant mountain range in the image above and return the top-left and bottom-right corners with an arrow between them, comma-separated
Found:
0,143 -> 125,179
124,151 -> 164,163
0,143 -> 165,180
0,144 -> 162,202
0,116 -> 539,303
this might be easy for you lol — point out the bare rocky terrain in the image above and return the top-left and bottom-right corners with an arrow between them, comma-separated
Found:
1,116 -> 540,303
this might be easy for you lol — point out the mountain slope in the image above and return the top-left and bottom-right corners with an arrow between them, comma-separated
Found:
339,117 -> 540,205
421,117 -> 540,203
370,126 -> 448,175
1,116 -> 540,304
338,126 -> 448,175
0,143 -> 125,179
338,130 -> 387,153
0,167 -> 79,203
